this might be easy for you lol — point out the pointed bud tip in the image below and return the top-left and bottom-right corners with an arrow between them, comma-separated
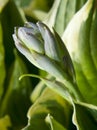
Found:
25,21 -> 39,30
37,21 -> 47,30
12,34 -> 17,41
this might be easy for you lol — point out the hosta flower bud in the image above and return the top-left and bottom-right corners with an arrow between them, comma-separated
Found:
13,21 -> 75,83
37,21 -> 60,61
37,22 -> 75,81
16,26 -> 44,54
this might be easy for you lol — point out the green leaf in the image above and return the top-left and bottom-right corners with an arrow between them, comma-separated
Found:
13,0 -> 32,7
23,0 -> 53,12
72,102 -> 97,130
62,0 -> 97,105
0,115 -> 12,130
0,0 -> 29,105
0,0 -> 9,12
23,87 -> 73,130
44,0 -> 87,36
1,0 -> 25,72
0,51 -> 32,129
22,0 -> 54,21
45,114 -> 68,130
0,22 -> 5,102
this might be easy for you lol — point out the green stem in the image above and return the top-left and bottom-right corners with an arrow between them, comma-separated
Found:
60,78 -> 85,102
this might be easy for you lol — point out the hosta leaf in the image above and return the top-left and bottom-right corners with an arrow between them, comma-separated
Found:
45,114 -> 68,130
1,0 -> 25,72
0,22 -> 5,102
62,0 -> 97,105
30,10 -> 47,21
0,0 -> 9,12
0,115 -> 11,130
90,8 -> 97,71
13,0 -> 32,7
0,51 -> 32,129
72,101 -> 97,130
44,0 -> 87,36
23,0 -> 54,21
23,87 -> 73,130
23,0 -> 53,12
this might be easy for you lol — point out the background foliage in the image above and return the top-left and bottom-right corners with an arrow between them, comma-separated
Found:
0,0 -> 97,130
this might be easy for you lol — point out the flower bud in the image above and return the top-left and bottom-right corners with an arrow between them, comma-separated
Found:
37,22 -> 60,61
15,27 -> 44,54
13,21 -> 76,84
